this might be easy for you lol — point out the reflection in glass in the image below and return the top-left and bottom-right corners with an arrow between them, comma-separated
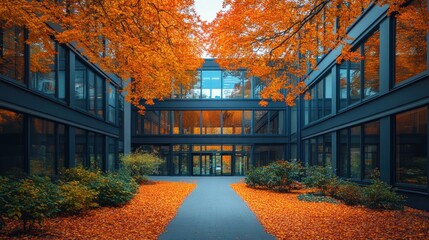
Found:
30,40 -> 56,96
364,121 -> 379,179
396,107 -> 427,185
183,111 -> 201,134
244,75 -> 252,98
339,129 -> 348,177
222,110 -> 242,134
349,61 -> 361,105
183,71 -> 201,99
75,59 -> 87,109
96,76 -> 104,118
254,111 -> 268,134
202,111 -> 221,134
75,128 -> 87,167
0,109 -> 24,176
107,83 -> 116,123
222,71 -> 243,98
58,46 -> 66,100
244,111 -> 252,134
192,155 -> 200,175
222,155 -> 232,175
350,126 -> 361,179
88,70 -> 96,114
254,145 -> 284,166
364,30 -> 380,97
395,0 -> 428,84
339,62 -> 348,109
202,71 -> 221,99
0,26 -> 25,83
30,118 -> 56,176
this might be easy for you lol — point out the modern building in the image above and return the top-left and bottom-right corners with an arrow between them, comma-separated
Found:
0,25 -> 130,177
131,1 -> 429,210
0,0 -> 427,210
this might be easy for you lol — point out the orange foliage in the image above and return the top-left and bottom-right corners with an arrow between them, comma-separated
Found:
232,183 -> 429,239
0,181 -> 196,240
0,0 -> 204,112
208,0 -> 429,106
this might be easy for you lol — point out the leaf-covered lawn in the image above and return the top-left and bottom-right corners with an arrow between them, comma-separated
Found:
231,182 -> 429,240
1,181 -> 195,239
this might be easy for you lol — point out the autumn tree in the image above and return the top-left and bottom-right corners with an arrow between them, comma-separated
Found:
0,0 -> 204,111
207,0 -> 429,106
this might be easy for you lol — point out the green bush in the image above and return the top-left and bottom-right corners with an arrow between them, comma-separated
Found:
59,167 -> 104,190
362,178 -> 405,210
297,193 -> 338,204
97,170 -> 138,207
1,176 -> 61,230
59,181 -> 98,214
333,181 -> 363,205
0,176 -> 10,229
302,165 -> 337,191
245,160 -> 303,192
120,150 -> 165,183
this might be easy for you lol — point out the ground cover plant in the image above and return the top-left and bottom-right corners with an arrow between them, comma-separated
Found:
232,182 -> 429,239
0,181 -> 196,239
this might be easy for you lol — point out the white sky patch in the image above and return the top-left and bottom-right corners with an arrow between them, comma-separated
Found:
194,0 -> 224,22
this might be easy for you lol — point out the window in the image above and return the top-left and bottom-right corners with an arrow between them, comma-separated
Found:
305,73 -> 332,124
0,26 -> 25,83
222,71 -> 243,98
254,110 -> 268,134
0,109 -> 25,176
75,128 -> 87,167
338,29 -> 380,109
182,111 -> 201,134
254,145 -> 285,167
75,59 -> 87,109
96,76 -> 104,117
304,133 -> 332,166
395,107 -> 427,187
202,71 -> 221,99
202,111 -> 221,134
338,121 -> 380,180
107,83 -> 117,123
222,110 -> 242,134
107,137 -> 117,171
30,118 -> 56,176
144,111 -> 160,135
30,42 -> 67,100
395,0 -> 428,84
183,71 -> 201,99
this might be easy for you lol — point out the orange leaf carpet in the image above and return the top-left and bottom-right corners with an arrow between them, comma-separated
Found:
1,181 -> 195,239
231,182 -> 429,240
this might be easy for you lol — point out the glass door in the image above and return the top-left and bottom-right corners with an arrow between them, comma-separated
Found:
221,154 -> 232,175
192,153 -> 213,176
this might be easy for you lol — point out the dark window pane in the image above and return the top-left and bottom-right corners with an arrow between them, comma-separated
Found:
243,111 -> 252,134
364,121 -> 380,179
339,129 -> 349,177
0,109 -> 25,176
254,110 -> 268,134
160,111 -> 171,134
0,26 -> 25,83
96,76 -> 104,118
396,107 -> 428,186
58,124 -> 66,172
30,118 -> 55,176
75,128 -> 87,167
339,62 -> 348,109
88,70 -> 96,114
107,83 -> 116,123
30,40 -> 56,96
75,60 -> 87,109
349,61 -> 361,105
350,126 -> 361,179
58,46 -> 66,100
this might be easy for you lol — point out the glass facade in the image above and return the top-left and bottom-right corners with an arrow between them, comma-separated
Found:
395,107 -> 428,186
305,73 -> 332,125
303,133 -> 332,167
0,109 -> 25,176
0,26 -> 25,84
133,110 -> 285,135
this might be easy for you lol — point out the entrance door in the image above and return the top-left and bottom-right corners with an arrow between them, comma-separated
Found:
192,154 -> 213,175
221,154 -> 232,175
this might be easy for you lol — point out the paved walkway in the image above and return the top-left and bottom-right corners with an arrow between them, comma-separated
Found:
150,176 -> 274,240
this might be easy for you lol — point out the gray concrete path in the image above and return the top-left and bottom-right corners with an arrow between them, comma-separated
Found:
150,176 -> 274,240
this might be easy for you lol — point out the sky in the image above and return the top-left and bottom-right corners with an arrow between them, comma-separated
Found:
194,0 -> 224,22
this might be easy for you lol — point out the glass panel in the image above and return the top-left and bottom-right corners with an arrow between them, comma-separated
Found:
214,154 -> 221,175
222,110 -> 242,134
317,80 -> 324,118
254,111 -> 268,134
160,111 -> 171,134
317,136 -> 324,165
254,145 -> 285,166
253,77 -> 264,99
30,118 -> 56,176
144,111 -> 160,135
201,71 -> 221,99
96,76 -> 104,118
310,138 -> 317,165
75,128 -> 87,167
339,62 -> 348,109
88,70 -> 96,114
30,40 -> 56,96
339,129 -> 349,177
396,107 -> 428,185
243,111 -> 252,134
58,124 -> 66,172
364,121 -> 379,179
364,30 -> 380,97
324,74 -> 332,116
183,111 -> 201,134
243,74 -> 252,98
270,110 -> 283,134
0,109 -> 25,176
0,26 -> 25,83
181,153 -> 188,175
201,154 -> 211,175
107,84 -> 116,123
173,155 -> 180,175
395,0 -> 428,84
222,155 -> 232,175
173,111 -> 180,134
349,61 -> 361,105
324,134 -> 332,167
350,126 -> 361,179
95,134 -> 103,169
192,155 -> 200,175
58,46 -> 66,100
202,111 -> 221,134
75,60 -> 87,109
222,71 -> 243,98
88,132 -> 95,169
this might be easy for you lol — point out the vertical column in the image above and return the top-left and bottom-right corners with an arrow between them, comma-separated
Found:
379,17 -> 392,94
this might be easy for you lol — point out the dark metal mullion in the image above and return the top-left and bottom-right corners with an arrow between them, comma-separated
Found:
361,123 -> 365,181
360,45 -> 365,100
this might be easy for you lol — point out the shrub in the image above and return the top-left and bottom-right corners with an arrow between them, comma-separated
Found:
120,150 -> 165,183
0,176 -> 10,229
97,170 -> 138,207
245,160 -> 303,192
362,178 -> 405,210
59,167 -> 104,190
333,181 -> 363,205
302,165 -> 337,191
59,181 -> 98,214
1,176 -> 61,230
297,193 -> 338,204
